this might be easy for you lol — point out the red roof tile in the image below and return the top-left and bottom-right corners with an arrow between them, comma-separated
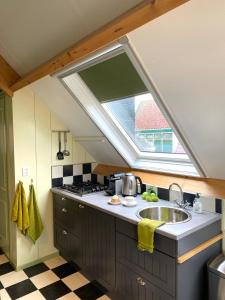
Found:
135,99 -> 170,130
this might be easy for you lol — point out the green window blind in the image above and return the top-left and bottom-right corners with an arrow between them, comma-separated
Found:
78,52 -> 148,102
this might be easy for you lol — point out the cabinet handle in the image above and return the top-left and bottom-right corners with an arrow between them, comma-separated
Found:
78,204 -> 85,209
62,230 -> 67,235
61,208 -> 67,213
61,197 -> 66,201
137,277 -> 146,286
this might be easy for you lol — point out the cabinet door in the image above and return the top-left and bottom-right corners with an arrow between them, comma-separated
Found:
116,263 -> 139,300
54,224 -> 83,266
116,232 -> 175,296
116,263 -> 174,300
83,206 -> 115,290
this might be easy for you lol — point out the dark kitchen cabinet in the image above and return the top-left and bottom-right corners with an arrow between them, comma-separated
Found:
53,193 -> 84,237
115,218 -> 221,300
53,193 -> 85,267
53,193 -> 115,290
53,192 -> 222,300
116,232 -> 175,296
82,205 -> 115,290
54,223 -> 82,266
116,263 -> 173,300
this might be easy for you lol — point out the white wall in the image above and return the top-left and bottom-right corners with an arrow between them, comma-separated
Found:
31,76 -> 128,167
12,86 -> 94,268
128,0 -> 225,179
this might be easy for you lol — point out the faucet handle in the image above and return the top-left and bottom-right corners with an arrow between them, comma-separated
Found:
175,200 -> 182,208
175,200 -> 190,209
183,201 -> 191,209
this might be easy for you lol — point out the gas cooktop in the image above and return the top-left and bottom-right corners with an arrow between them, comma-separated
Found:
58,181 -> 108,196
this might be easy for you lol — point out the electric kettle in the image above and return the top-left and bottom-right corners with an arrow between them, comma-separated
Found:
122,173 -> 143,196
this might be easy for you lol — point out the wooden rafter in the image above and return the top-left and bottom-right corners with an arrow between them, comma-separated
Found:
10,0 -> 190,92
0,55 -> 20,96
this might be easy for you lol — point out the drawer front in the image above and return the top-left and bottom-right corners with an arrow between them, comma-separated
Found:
53,193 -> 77,211
116,263 -> 174,300
53,194 -> 84,237
116,218 -> 176,257
54,224 -> 82,266
116,232 -> 175,296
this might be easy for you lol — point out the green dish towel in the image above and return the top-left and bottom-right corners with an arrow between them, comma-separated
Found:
27,184 -> 44,243
137,218 -> 165,253
11,181 -> 30,234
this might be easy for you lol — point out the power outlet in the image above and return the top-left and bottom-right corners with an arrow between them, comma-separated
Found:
22,166 -> 29,177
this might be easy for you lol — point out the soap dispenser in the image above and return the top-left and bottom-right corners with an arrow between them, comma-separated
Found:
193,193 -> 202,213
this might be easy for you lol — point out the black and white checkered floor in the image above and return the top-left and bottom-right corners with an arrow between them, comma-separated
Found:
0,250 -> 110,300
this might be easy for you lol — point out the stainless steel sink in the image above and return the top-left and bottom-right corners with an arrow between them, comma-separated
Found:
137,206 -> 192,224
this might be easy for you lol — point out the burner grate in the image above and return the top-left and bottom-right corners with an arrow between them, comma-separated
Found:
59,181 -> 108,196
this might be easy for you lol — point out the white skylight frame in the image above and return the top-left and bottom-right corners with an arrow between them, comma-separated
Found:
57,39 -> 204,177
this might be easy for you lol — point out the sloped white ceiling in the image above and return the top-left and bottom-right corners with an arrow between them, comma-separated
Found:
128,0 -> 225,179
31,76 -> 128,167
4,0 -> 225,179
0,0 -> 142,75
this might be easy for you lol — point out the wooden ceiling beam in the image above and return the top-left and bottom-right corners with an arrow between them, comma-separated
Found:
10,0 -> 190,92
0,55 -> 20,96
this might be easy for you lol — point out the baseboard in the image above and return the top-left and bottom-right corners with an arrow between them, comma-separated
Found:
13,251 -> 59,271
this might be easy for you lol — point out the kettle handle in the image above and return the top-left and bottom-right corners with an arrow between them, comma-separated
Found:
135,176 -> 143,194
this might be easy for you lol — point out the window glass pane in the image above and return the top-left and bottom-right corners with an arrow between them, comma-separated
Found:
78,53 -> 147,102
103,93 -> 186,154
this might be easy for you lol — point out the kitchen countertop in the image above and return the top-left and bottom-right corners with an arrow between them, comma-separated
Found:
51,188 -> 221,240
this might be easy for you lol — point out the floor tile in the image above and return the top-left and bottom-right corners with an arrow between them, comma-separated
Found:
97,295 -> 111,300
62,272 -> 89,291
40,280 -> 71,300
0,255 -> 108,300
17,290 -> 46,299
0,288 -> 11,300
52,261 -> 80,279
0,254 -> 9,265
44,256 -> 67,269
74,280 -> 107,300
6,279 -> 36,299
57,292 -> 81,300
24,262 -> 49,277
0,261 -> 14,276
30,269 -> 60,289
0,270 -> 28,288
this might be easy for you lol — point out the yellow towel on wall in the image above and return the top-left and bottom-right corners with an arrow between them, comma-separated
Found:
137,218 -> 165,254
11,181 -> 30,234
27,184 -> 44,243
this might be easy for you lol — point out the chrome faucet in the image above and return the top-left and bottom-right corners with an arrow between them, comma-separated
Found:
169,183 -> 189,209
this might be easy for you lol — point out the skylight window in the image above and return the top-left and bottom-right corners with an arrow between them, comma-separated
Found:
102,93 -> 185,154
59,44 -> 201,176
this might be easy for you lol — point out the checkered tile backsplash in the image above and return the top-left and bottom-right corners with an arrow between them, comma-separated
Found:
51,164 -> 222,214
51,163 -> 108,188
